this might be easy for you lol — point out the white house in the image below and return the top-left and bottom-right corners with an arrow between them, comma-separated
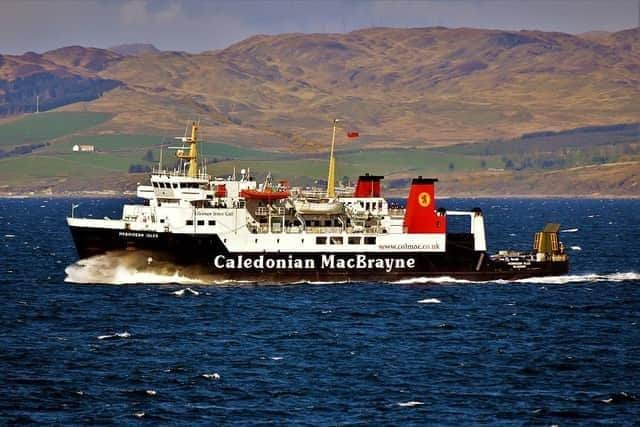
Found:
72,144 -> 95,152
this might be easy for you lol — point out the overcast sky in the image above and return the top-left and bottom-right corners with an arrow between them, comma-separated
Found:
1,0 -> 637,55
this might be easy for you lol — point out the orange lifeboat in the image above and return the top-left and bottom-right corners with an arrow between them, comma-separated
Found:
240,173 -> 290,201
240,188 -> 290,201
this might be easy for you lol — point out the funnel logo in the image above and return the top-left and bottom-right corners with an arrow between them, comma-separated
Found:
418,192 -> 431,207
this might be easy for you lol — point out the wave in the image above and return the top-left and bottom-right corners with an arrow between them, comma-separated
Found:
397,401 -> 424,407
570,246 -> 582,251
394,276 -> 474,284
395,273 -> 640,285
202,373 -> 221,380
418,298 -> 442,304
561,228 -> 579,233
65,252 -> 209,285
512,272 -> 640,284
172,288 -> 200,296
97,331 -> 131,340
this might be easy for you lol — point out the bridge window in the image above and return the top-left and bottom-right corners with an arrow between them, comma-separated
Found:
208,220 -> 216,226
364,236 -> 376,245
197,220 -> 204,226
330,236 -> 343,245
316,236 -> 327,245
348,236 -> 361,245
186,220 -> 193,226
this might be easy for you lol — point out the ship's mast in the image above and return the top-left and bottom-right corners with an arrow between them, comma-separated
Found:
175,121 -> 200,177
326,119 -> 340,198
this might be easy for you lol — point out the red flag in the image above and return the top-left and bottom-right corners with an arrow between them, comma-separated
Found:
347,131 -> 359,138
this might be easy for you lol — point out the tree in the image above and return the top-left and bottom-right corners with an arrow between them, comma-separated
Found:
143,149 -> 154,162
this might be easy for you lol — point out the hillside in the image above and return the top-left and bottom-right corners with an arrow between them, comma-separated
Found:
87,26 -> 639,150
0,27 -> 638,195
0,47 -> 121,115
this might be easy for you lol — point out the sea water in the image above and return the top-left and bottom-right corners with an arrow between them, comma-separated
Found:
0,198 -> 639,424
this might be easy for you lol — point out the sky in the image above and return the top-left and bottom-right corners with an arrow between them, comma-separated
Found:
0,0 -> 638,55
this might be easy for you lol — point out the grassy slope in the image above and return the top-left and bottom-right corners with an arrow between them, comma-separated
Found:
0,112 -> 113,147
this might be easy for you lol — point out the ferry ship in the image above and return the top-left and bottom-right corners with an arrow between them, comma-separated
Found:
67,121 -> 569,282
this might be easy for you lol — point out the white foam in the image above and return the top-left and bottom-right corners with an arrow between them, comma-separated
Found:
302,280 -> 351,285
172,288 -> 200,296
561,228 -> 579,233
418,298 -> 442,304
202,373 -> 221,380
395,272 -> 639,286
570,246 -> 582,251
514,272 -> 640,284
134,412 -> 145,418
394,276 -> 473,284
270,356 -> 283,360
65,253 -> 206,285
146,390 -> 156,396
97,331 -> 131,340
4,234 -> 15,238
398,401 -> 424,407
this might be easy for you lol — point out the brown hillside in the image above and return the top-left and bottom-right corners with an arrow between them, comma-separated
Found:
0,46 -> 122,116
2,27 -> 639,151
80,27 -> 639,151
42,46 -> 122,73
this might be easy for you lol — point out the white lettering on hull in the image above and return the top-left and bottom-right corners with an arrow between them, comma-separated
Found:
118,231 -> 159,238
213,254 -> 415,272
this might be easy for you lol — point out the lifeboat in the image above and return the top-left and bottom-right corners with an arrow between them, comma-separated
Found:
294,198 -> 344,215
240,188 -> 291,201
241,172 -> 290,201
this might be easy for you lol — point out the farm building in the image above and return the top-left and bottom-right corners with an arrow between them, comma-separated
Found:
72,144 -> 95,152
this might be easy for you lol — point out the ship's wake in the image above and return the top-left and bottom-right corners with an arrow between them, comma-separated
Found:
64,251 -> 212,285
393,272 -> 640,285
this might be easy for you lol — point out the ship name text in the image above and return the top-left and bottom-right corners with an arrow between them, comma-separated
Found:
213,254 -> 415,272
118,231 -> 159,239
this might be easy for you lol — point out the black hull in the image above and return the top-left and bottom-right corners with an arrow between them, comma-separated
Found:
68,226 -> 569,282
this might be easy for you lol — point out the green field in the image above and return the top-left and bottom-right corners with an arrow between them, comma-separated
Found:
0,111 -> 531,188
203,148 -> 501,184
0,112 -> 113,147
436,122 -> 640,171
0,155 -> 127,184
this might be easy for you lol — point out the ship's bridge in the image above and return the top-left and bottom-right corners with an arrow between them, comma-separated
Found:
137,170 -> 211,201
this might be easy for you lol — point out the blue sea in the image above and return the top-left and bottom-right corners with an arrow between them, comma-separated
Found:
1,197 -> 639,425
